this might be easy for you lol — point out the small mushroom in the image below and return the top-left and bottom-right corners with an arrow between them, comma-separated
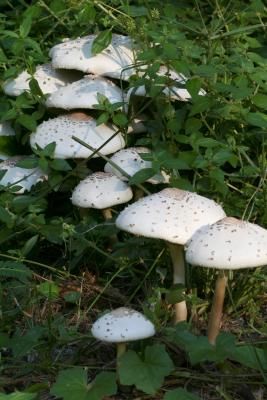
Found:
116,188 -> 226,324
185,217 -> 267,344
30,113 -> 125,159
91,307 -> 155,364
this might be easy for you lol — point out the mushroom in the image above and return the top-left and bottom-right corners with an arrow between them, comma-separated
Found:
50,34 -> 136,81
116,188 -> 226,323
30,113 -> 125,159
71,171 -> 133,221
0,122 -> 16,160
46,75 -> 124,110
3,63 -> 79,97
91,307 -> 155,363
185,217 -> 267,344
104,147 -> 169,184
0,156 -> 46,194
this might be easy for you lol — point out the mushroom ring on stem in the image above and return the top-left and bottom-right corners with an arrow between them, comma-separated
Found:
185,217 -> 267,345
116,188 -> 226,324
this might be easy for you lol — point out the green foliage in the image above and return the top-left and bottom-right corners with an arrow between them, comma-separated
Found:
118,344 -> 174,394
50,368 -> 117,400
164,388 -> 201,400
0,393 -> 36,400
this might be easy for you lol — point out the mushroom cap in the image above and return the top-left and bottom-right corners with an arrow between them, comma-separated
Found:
0,156 -> 45,194
71,172 -> 133,209
0,122 -> 15,136
116,188 -> 226,245
30,113 -> 125,159
185,217 -> 267,270
50,34 -> 135,80
3,63 -> 78,96
104,147 -> 169,184
128,66 -> 205,101
46,75 -> 124,110
91,307 -> 155,343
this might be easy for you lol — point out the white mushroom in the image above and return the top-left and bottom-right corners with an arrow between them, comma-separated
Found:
50,34 -> 136,80
71,171 -> 133,221
0,156 -> 45,194
116,188 -> 226,323
91,307 -> 155,359
46,75 -> 124,110
185,217 -> 267,344
3,63 -> 79,96
104,147 -> 169,185
30,113 -> 125,159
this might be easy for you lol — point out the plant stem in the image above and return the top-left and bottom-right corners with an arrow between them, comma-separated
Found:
167,243 -> 187,324
208,270 -> 228,345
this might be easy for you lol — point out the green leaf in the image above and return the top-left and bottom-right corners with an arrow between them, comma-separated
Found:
37,282 -> 60,300
112,112 -> 128,127
128,168 -> 155,185
161,158 -> 189,170
16,156 -> 38,169
166,284 -> 186,304
164,388 -> 201,400
19,16 -> 32,38
252,94 -> 267,109
50,367 -> 117,400
17,114 -> 37,131
21,235 -> 39,256
50,159 -> 72,172
92,30 -> 112,55
0,206 -> 14,226
186,78 -> 202,98
118,344 -> 174,394
40,142 -> 56,157
246,112 -> 267,128
0,392 -> 36,400
189,97 -> 212,116
232,345 -> 267,371
0,261 -> 32,282
0,136 -> 17,157
10,326 -> 45,358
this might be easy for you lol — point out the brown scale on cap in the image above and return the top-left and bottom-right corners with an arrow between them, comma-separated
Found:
66,112 -> 92,121
88,172 -> 114,181
111,307 -> 137,318
161,188 -> 187,201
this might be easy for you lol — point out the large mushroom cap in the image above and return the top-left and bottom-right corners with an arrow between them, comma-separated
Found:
50,34 -> 136,80
46,75 -> 124,110
116,188 -> 226,244
0,156 -> 45,194
3,63 -> 78,96
128,66 -> 205,101
30,113 -> 125,159
71,172 -> 133,209
104,147 -> 169,184
185,217 -> 267,269
91,307 -> 155,343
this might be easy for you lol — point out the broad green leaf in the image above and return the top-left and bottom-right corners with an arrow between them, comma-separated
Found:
10,326 -> 45,358
162,158 -> 189,170
0,206 -> 14,226
92,30 -> 112,55
128,168 -> 155,185
50,159 -> 72,172
37,282 -> 60,300
0,261 -> 32,282
166,284 -> 186,304
232,345 -> 267,371
50,368 -> 117,400
0,392 -> 36,400
252,94 -> 267,109
16,156 -> 39,169
189,97 -> 212,116
17,114 -> 37,131
186,78 -> 202,98
40,142 -> 56,157
19,16 -> 32,38
164,388 -> 201,400
246,112 -> 267,128
21,235 -> 39,256
118,344 -> 174,394
112,112 -> 128,127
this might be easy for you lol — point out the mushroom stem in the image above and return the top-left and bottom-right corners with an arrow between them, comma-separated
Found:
116,342 -> 127,359
102,208 -> 118,247
134,187 -> 144,201
207,270 -> 228,345
167,243 -> 187,324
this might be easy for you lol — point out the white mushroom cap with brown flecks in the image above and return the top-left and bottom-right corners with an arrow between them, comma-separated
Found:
127,66 -> 205,102
0,156 -> 46,194
3,64 -> 79,97
46,75 -> 124,110
71,172 -> 133,209
50,34 -> 136,81
104,147 -> 169,184
116,188 -> 226,245
185,217 -> 267,269
91,307 -> 155,343
30,113 -> 125,159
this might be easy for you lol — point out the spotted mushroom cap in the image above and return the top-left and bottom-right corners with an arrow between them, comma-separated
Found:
116,188 -> 226,245
128,66 -> 205,101
3,63 -> 78,97
91,307 -> 155,343
104,147 -> 169,184
0,156 -> 46,194
46,75 -> 124,110
30,113 -> 125,159
71,172 -> 133,209
50,34 -> 136,80
185,217 -> 267,269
